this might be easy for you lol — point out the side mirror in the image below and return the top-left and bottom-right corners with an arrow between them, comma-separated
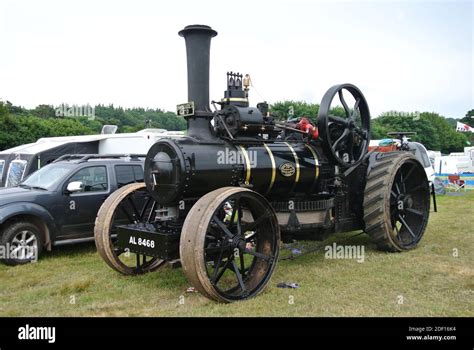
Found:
66,181 -> 84,193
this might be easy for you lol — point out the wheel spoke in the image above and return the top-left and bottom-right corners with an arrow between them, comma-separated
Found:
405,208 -> 424,216
403,164 -> 416,183
21,231 -> 27,241
328,115 -> 348,126
236,212 -> 242,237
128,197 -> 141,221
242,216 -> 267,231
400,172 -> 406,193
212,249 -> 225,282
205,245 -> 231,254
213,258 -> 232,284
231,260 -> 246,292
351,98 -> 361,121
408,183 -> 425,193
213,215 -> 234,239
332,128 -> 350,151
229,197 -> 240,228
243,248 -> 272,262
395,183 -> 401,195
347,132 -> 354,160
239,252 -> 246,278
207,225 -> 224,239
398,214 -> 416,239
139,196 -> 153,221
338,89 -> 350,118
119,203 -> 134,223
353,127 -> 365,139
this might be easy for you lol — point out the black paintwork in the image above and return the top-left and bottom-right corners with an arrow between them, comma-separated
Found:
129,24 -> 375,261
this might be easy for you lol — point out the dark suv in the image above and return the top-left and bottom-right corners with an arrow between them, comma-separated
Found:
0,154 -> 145,265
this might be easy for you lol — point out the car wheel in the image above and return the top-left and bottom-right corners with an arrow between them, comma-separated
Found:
0,222 -> 43,265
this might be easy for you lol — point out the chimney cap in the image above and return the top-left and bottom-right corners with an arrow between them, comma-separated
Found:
179,24 -> 217,37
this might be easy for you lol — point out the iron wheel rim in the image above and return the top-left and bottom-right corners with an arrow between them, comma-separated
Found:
389,160 -> 430,249
109,189 -> 163,273
203,192 -> 279,301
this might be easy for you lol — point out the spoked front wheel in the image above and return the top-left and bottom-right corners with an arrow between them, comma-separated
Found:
94,183 -> 166,275
180,187 -> 280,303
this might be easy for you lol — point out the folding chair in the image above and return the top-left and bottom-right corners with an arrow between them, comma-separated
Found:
447,174 -> 466,192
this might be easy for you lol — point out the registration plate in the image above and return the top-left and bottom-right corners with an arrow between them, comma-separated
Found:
116,225 -> 180,259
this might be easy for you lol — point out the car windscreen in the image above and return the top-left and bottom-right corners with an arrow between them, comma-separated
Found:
21,163 -> 75,190
5,159 -> 28,187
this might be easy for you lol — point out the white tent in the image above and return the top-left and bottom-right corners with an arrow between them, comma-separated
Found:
0,128 -> 184,187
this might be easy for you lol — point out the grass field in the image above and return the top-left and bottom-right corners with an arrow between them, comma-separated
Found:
0,192 -> 473,317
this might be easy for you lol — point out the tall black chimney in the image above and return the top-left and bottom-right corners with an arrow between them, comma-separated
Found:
178,25 -> 217,140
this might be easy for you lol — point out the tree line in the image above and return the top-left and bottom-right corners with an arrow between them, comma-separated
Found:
1,100 -> 472,154
0,102 -> 186,151
271,101 -> 473,154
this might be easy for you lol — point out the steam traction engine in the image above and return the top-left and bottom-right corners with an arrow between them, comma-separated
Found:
94,25 -> 431,302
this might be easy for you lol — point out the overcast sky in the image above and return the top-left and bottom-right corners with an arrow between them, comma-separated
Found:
0,0 -> 472,118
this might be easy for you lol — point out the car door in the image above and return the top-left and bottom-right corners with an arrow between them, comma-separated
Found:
58,165 -> 110,238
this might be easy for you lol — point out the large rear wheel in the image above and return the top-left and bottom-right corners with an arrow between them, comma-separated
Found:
363,152 -> 430,251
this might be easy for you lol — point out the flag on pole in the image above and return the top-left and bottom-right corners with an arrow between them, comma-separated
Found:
456,121 -> 474,133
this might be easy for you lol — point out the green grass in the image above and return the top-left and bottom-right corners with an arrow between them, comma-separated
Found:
0,192 -> 473,317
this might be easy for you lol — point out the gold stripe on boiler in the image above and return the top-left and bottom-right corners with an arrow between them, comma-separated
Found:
305,144 -> 319,191
284,142 -> 300,191
263,143 -> 276,194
